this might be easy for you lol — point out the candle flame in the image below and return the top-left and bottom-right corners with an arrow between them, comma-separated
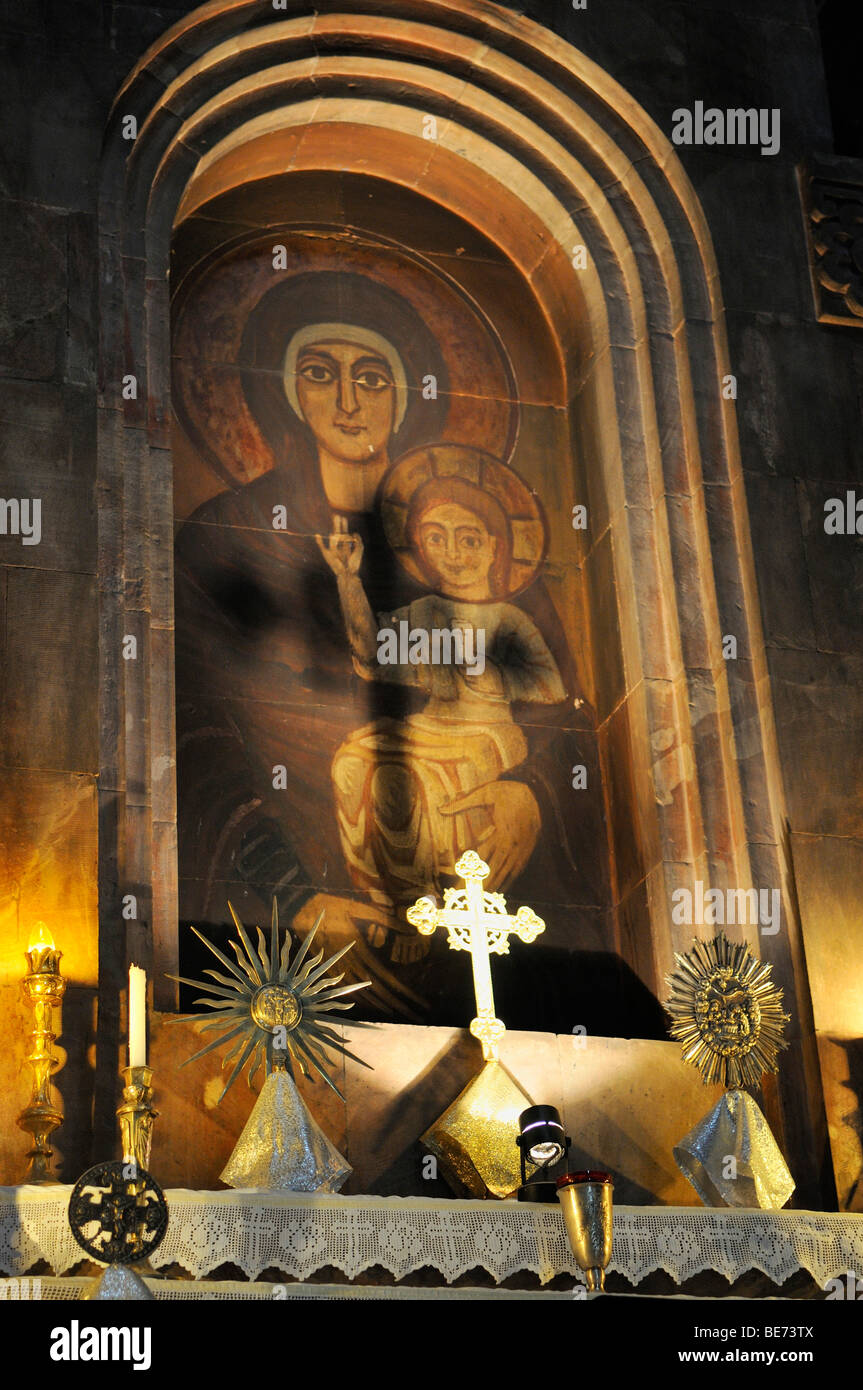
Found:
28,921 -> 55,953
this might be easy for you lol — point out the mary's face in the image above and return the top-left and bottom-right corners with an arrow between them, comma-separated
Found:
294,340 -> 396,464
417,501 -> 498,600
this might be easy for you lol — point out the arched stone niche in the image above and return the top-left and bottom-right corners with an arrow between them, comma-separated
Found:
97,0 -> 831,1199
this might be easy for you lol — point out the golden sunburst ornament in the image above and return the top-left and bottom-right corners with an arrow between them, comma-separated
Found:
664,933 -> 790,1088
168,901 -> 372,1101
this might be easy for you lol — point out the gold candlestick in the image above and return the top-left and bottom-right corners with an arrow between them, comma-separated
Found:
17,922 -> 66,1184
117,1065 -> 158,1173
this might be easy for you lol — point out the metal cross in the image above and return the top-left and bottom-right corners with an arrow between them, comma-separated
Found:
406,850 -> 545,1061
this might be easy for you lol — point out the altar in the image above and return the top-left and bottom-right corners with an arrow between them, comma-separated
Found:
4,0 -> 863,1345
3,1187 -> 861,1300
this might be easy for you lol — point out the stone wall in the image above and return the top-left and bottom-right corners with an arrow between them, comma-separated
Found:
0,1 -> 189,1180
148,1017 -> 726,1202
513,0 -> 863,1212
1,0 -> 860,1206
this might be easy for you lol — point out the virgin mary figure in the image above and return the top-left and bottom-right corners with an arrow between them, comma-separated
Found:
174,271 -> 449,1016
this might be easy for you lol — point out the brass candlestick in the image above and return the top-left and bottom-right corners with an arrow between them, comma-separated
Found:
117,1066 -> 158,1173
17,922 -> 66,1184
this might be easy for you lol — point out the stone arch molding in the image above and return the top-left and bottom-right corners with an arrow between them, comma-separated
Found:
98,2 -> 810,1126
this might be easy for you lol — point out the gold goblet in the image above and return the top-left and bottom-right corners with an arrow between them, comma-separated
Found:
556,1171 -> 614,1291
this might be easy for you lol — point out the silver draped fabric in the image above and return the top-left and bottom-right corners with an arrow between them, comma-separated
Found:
673,1089 -> 795,1209
84,1264 -> 154,1300
220,1069 -> 351,1193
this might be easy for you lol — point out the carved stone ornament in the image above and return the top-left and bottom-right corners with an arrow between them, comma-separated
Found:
800,154 -> 863,327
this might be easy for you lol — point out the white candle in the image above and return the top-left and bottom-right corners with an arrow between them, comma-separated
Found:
129,964 -> 147,1068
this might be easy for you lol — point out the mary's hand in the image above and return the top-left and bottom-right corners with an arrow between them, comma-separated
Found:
438,780 -> 541,887
316,523 -> 364,577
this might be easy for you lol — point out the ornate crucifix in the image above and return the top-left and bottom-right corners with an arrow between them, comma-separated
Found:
407,850 -> 545,1062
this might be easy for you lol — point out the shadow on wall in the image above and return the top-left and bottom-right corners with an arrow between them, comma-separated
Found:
178,926 -> 670,1042
53,987 -> 98,1183
833,1037 -> 863,1211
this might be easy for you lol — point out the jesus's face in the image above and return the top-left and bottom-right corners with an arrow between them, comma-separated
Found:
294,341 -> 396,466
417,501 -> 498,601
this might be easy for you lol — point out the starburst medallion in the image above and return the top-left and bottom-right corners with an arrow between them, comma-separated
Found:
168,901 -> 372,1101
664,932 -> 790,1088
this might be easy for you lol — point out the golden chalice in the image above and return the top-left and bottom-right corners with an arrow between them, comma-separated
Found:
556,1171 -> 614,1292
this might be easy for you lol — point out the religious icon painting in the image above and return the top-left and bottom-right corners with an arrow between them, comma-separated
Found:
170,212 -> 624,1037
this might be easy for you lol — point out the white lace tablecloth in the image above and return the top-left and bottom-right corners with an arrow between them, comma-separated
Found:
0,1276 -> 578,1301
1,1188 -> 861,1287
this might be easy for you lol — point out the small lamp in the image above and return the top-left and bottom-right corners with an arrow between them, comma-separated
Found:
515,1104 -> 571,1202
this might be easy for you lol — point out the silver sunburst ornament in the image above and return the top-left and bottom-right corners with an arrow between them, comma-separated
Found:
167,901 -> 372,1192
168,900 -> 371,1101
